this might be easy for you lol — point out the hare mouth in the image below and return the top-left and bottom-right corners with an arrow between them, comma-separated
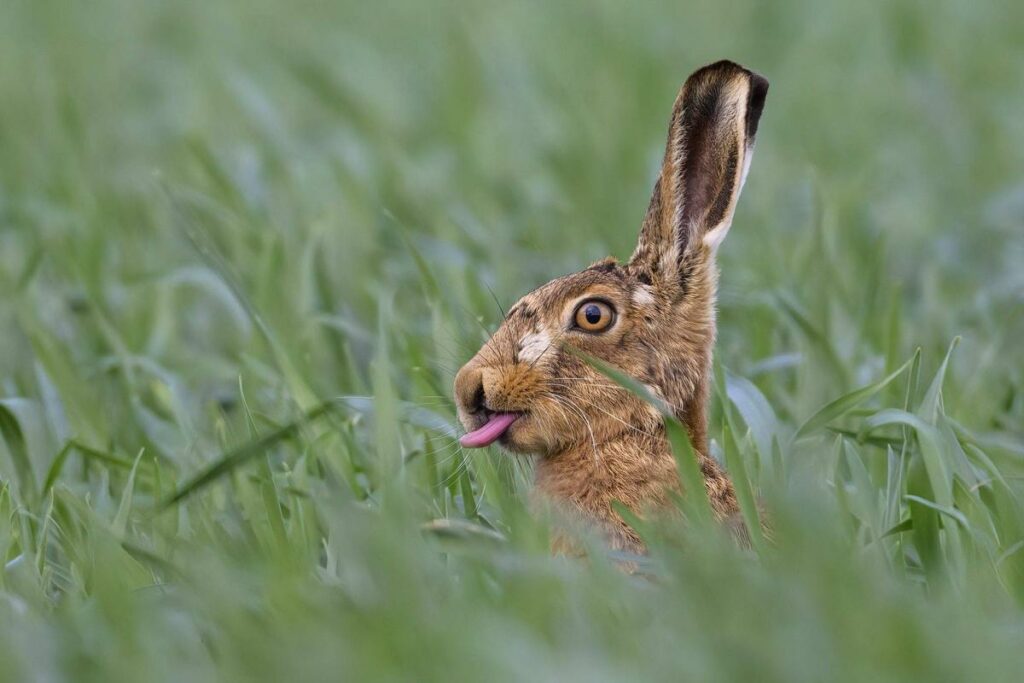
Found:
460,412 -> 521,448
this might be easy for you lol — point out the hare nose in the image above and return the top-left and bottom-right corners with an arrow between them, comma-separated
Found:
454,366 -> 488,415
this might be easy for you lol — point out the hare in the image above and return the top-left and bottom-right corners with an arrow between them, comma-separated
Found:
453,61 -> 768,554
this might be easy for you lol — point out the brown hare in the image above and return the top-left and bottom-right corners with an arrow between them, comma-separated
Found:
454,61 -> 768,554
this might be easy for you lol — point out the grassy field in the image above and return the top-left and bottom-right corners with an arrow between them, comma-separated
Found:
1,0 -> 1023,680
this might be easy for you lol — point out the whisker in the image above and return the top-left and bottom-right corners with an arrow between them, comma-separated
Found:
544,380 -> 624,390
545,392 -> 599,462
423,438 -> 466,464
484,282 -> 506,320
570,394 -> 658,438
544,377 -> 627,382
441,449 -> 472,488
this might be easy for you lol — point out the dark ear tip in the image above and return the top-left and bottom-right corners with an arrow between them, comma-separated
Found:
746,71 -> 769,138
687,60 -> 769,139
686,59 -> 745,85
687,59 -> 757,80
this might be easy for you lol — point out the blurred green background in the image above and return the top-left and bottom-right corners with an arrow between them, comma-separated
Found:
1,0 -> 1023,680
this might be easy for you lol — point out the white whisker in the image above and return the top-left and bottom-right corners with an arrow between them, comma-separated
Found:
544,392 -> 600,462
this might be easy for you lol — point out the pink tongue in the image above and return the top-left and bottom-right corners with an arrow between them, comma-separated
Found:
460,413 -> 519,448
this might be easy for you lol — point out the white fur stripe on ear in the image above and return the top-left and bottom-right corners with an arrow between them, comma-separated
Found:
702,139 -> 755,252
701,76 -> 758,253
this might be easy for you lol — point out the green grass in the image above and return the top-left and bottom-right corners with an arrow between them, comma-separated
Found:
2,0 -> 1024,679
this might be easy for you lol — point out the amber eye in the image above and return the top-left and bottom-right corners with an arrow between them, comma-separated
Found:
573,299 -> 615,332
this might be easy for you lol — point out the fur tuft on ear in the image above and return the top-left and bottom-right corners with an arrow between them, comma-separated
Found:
629,61 -> 768,284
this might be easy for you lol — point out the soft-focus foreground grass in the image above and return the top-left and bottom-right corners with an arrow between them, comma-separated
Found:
2,0 -> 1023,680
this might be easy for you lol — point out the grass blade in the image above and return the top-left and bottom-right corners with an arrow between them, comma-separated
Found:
0,402 -> 35,503
160,400 -> 339,508
722,424 -> 766,553
665,418 -> 713,527
112,449 -> 145,538
795,353 -> 917,439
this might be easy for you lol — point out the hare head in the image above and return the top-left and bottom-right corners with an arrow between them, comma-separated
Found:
453,61 -> 768,549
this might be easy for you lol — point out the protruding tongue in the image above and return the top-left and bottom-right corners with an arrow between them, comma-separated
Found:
460,413 -> 519,448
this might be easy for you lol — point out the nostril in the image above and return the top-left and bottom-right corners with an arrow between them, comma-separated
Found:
470,383 -> 487,414
455,366 -> 490,417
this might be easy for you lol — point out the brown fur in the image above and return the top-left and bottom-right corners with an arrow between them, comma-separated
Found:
454,61 -> 769,554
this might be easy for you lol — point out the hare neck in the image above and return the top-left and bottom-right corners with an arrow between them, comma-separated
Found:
534,430 -> 676,552
534,426 -> 737,552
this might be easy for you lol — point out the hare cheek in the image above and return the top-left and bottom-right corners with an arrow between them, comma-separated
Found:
518,331 -> 551,365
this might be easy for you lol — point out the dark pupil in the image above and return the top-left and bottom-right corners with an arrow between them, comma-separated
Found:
584,305 -> 603,325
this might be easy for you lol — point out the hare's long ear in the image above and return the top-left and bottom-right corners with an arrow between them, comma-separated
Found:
629,61 -> 768,284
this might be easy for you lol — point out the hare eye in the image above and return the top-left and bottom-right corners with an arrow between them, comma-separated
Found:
573,300 -> 615,333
